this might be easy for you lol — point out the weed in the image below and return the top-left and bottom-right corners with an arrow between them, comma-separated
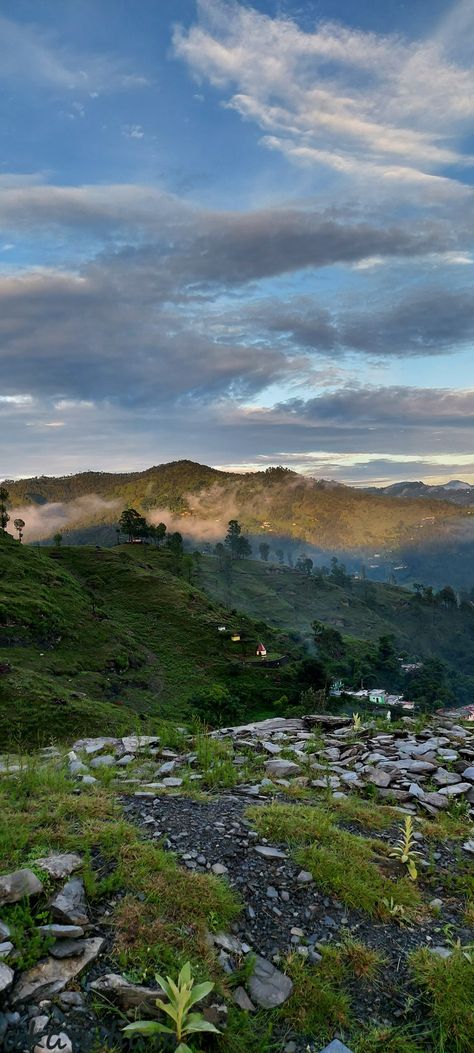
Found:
390,816 -> 421,880
123,960 -> 220,1052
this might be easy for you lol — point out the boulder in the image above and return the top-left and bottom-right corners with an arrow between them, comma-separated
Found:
34,1033 -> 73,1053
364,767 -> 394,788
462,766 -> 474,782
0,868 -> 43,906
11,937 -> 104,1003
247,955 -> 293,1009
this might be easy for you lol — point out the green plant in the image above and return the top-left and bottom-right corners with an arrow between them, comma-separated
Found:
122,960 -> 220,1052
381,896 -> 407,922
390,816 -> 421,880
352,712 -> 362,731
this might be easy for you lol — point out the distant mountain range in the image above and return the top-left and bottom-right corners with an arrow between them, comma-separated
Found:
367,479 -> 474,505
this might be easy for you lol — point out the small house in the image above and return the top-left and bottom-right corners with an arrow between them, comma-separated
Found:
256,642 -> 267,657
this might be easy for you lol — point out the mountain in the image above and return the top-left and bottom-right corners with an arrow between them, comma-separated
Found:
2,460 -> 466,551
0,536 -> 299,747
367,479 -> 474,505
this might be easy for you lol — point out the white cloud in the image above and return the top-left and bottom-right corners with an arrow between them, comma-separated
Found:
174,0 -> 474,196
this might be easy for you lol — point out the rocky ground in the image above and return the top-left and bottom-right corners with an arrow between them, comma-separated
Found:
0,713 -> 473,1053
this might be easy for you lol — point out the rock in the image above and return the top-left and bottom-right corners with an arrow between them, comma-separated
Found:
462,839 -> 474,854
11,938 -> 104,1003
211,863 -> 228,875
121,735 -> 160,753
233,986 -> 256,1012
254,845 -> 287,859
318,1042 -> 355,1053
392,759 -> 437,773
438,782 -> 472,797
462,766 -> 474,782
296,870 -> 314,884
69,760 -> 88,776
0,963 -> 14,994
213,933 -> 243,954
0,868 -> 43,906
261,742 -> 282,755
433,769 -> 462,787
0,942 -> 14,957
430,899 -> 443,910
81,775 -> 98,786
89,754 -> 115,769
49,939 -> 86,959
34,854 -> 83,879
364,767 -> 394,788
50,878 -> 89,926
38,925 -> 84,939
247,955 -> 293,1009
58,992 -> 84,1007
430,946 -> 452,959
408,782 -> 425,800
89,973 -> 161,1013
0,922 -> 11,939
30,1016 -> 50,1035
265,759 -> 301,778
73,736 -> 118,754
116,755 -> 134,766
162,777 -> 183,787
423,792 -> 449,809
34,1032 -> 72,1053
437,750 -> 459,761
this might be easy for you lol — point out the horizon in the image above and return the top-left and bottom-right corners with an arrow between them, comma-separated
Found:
0,0 -> 473,483
3,457 -> 474,490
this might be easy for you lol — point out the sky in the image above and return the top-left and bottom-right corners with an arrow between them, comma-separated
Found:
0,0 -> 473,485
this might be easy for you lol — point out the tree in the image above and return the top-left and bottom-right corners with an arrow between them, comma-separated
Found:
166,531 -> 184,557
13,518 -> 25,543
119,508 -> 147,542
152,522 -> 167,547
0,486 -> 10,535
53,532 -> 63,548
296,556 -> 313,576
259,542 -> 270,562
224,519 -> 251,560
435,585 -> 458,610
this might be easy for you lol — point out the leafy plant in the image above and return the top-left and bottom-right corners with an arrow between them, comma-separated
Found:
352,712 -> 362,731
390,816 -> 421,880
381,896 -> 407,921
123,960 -> 220,1052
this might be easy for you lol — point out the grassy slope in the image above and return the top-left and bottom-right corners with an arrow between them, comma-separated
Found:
198,555 -> 474,677
0,539 -> 291,746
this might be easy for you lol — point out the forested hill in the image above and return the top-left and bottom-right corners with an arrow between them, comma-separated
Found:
2,460 -> 465,554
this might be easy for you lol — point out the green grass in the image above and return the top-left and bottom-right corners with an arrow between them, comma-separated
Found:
410,947 -> 474,1053
0,540 -> 295,746
247,803 -> 422,917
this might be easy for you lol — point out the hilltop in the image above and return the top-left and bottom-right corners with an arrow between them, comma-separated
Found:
3,459 -> 473,589
0,537 -> 301,747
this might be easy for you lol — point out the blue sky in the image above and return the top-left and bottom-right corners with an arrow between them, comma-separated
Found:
0,0 -> 473,484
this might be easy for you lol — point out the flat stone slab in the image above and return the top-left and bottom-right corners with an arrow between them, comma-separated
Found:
254,845 -> 287,859
0,868 -> 43,906
265,759 -> 301,778
247,954 -> 293,1009
34,854 -> 83,879
90,972 -> 161,1013
38,924 -> 84,939
11,937 -> 104,1003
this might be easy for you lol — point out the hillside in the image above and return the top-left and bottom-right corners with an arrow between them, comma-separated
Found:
0,538 -> 299,746
369,479 -> 474,507
197,555 -> 474,702
2,461 -> 466,555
